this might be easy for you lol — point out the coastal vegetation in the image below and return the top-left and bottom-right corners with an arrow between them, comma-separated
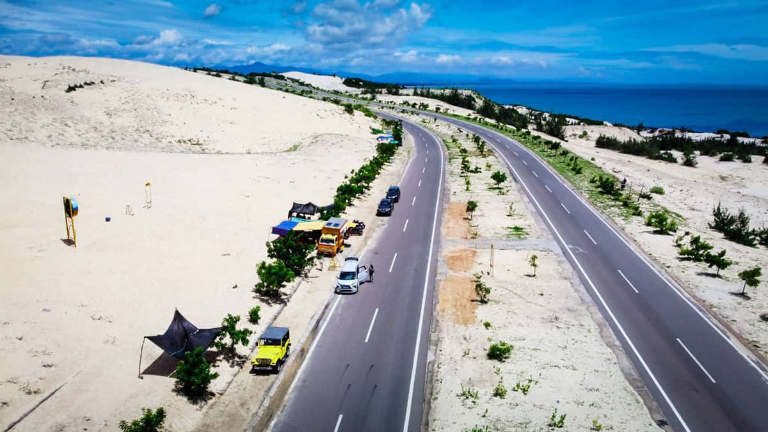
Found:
595,133 -> 767,165
175,347 -> 219,399
343,77 -> 403,95
119,407 -> 167,432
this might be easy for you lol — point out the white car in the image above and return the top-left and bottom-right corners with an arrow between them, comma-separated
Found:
335,257 -> 369,294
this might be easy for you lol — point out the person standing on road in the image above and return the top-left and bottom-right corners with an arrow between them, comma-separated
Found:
369,264 -> 375,282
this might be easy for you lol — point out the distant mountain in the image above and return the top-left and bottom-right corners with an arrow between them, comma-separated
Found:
213,61 -> 516,87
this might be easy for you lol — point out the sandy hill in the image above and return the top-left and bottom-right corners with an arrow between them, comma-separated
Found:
0,56 -> 380,431
0,56 -> 373,153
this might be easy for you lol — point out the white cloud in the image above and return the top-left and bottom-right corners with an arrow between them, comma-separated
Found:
394,49 -> 419,63
305,1 -> 433,50
204,3 -> 223,18
155,29 -> 183,45
435,53 -> 460,64
245,43 -> 291,56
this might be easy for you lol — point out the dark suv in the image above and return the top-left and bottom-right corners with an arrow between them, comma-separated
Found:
386,186 -> 401,202
377,198 -> 394,216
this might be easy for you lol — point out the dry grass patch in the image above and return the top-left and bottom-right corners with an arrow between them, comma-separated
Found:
444,202 -> 471,239
444,248 -> 477,273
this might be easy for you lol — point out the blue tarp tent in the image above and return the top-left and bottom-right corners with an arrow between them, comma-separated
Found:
271,220 -> 298,236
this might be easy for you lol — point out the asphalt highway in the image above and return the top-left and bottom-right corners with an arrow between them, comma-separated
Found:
271,116 -> 445,432
262,78 -> 768,431
425,113 -> 768,432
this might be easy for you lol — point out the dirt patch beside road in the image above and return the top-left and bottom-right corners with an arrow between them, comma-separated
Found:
444,202 -> 470,239
437,276 -> 477,325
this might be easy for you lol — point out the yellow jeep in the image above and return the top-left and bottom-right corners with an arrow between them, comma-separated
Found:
251,327 -> 291,373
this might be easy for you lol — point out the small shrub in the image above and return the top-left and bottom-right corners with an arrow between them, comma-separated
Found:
528,254 -> 538,276
175,347 -> 218,398
549,408 -> 567,428
650,186 -> 665,195
719,153 -> 735,162
248,306 -> 261,325
214,314 -> 252,354
595,175 -> 617,195
487,341 -> 513,361
119,407 -> 166,432
591,419 -> 604,431
513,380 -> 534,395
483,321 -> 492,329
465,176 -> 471,191
646,210 -> 678,234
474,273 -> 491,303
493,381 -> 507,398
639,190 -> 652,200
682,152 -> 698,167
458,384 -> 479,400
491,170 -> 507,187
466,200 -> 478,220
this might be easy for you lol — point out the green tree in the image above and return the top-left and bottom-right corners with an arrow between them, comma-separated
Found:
677,235 -> 713,262
738,267 -> 762,295
466,200 -> 478,220
175,347 -> 218,398
248,306 -> 261,325
266,232 -> 316,277
214,314 -> 252,354
254,260 -> 295,297
119,407 -> 166,432
704,250 -> 732,276
490,170 -> 507,188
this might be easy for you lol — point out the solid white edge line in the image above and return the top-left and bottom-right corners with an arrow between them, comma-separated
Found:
334,414 -> 343,432
584,229 -> 597,245
403,219 -> 409,233
617,269 -> 640,293
412,196 -> 416,206
545,185 -> 552,193
402,125 -> 444,432
389,252 -> 397,273
473,130 -> 693,432
365,308 -> 379,343
401,154 -> 414,182
533,171 -> 539,178
561,203 -> 571,214
677,338 -> 717,384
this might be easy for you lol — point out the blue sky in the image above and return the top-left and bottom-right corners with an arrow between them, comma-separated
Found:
2,0 -> 768,83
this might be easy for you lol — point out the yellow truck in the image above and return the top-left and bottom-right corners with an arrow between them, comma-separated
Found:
251,327 -> 291,373
317,217 -> 347,256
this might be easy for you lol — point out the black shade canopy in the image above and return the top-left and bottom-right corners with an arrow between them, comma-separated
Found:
146,310 -> 222,360
288,202 -> 319,218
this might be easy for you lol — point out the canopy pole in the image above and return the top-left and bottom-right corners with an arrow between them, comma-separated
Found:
138,337 -> 146,379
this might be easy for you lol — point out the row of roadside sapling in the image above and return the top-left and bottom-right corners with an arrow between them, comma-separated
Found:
119,120 -> 404,428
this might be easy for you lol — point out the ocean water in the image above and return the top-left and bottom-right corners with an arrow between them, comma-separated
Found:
464,83 -> 768,137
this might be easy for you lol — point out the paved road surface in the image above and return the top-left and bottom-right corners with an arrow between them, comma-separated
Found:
271,116 -> 445,432
262,79 -> 768,431
425,113 -> 768,432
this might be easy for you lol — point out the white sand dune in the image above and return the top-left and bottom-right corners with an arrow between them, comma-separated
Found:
0,56 -> 378,430
282,71 -> 361,94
